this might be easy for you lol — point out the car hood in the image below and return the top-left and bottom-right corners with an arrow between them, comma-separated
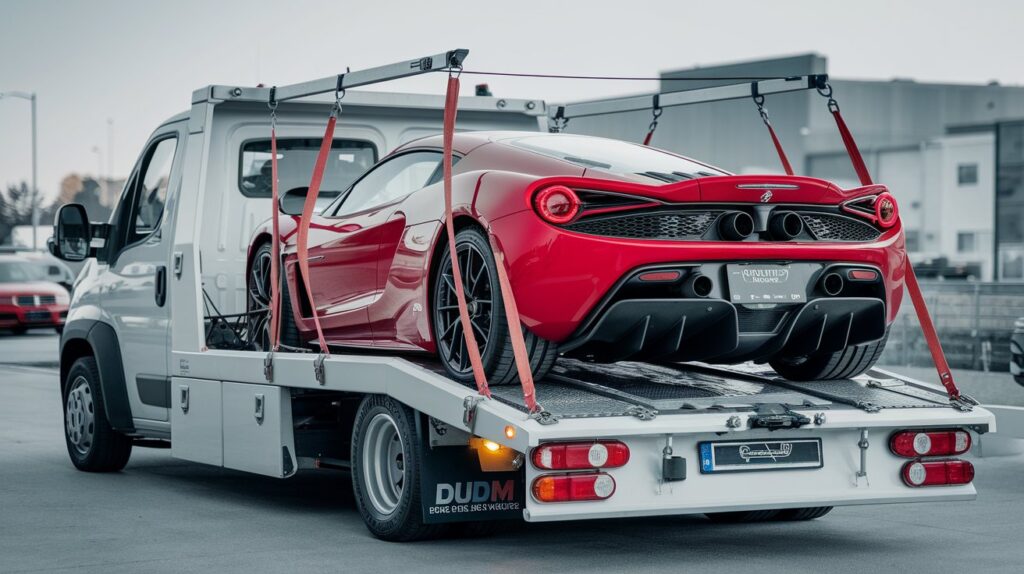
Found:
0,281 -> 67,296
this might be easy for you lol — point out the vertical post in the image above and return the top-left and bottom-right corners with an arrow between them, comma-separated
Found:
30,93 -> 38,251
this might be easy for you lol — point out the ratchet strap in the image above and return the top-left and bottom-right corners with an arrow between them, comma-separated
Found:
752,88 -> 794,176
294,100 -> 339,355
442,73 -> 539,412
268,89 -> 282,351
642,94 -> 662,146
819,85 -> 961,400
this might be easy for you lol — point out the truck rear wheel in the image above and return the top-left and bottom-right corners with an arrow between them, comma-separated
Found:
351,395 -> 446,542
777,506 -> 833,520
704,510 -> 780,523
63,356 -> 133,472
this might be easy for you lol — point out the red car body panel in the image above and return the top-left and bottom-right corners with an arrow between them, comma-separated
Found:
0,282 -> 69,330
249,132 -> 905,356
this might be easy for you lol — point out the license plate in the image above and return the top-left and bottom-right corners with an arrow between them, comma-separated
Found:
726,263 -> 814,304
699,438 -> 823,474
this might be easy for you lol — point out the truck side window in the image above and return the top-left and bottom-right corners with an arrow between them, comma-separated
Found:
130,137 -> 177,240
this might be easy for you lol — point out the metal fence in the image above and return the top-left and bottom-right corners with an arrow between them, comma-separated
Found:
881,281 -> 1024,371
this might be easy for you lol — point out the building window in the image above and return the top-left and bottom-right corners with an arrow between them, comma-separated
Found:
957,232 -> 977,253
957,163 -> 979,186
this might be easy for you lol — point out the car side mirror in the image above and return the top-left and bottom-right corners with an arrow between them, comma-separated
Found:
52,204 -> 91,262
279,187 -> 308,216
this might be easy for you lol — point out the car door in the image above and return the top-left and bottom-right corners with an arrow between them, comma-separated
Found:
101,130 -> 182,422
308,150 -> 442,344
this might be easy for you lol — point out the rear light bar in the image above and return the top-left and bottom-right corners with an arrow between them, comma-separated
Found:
531,441 -> 630,470
890,430 -> 972,458
534,185 -> 581,224
532,473 -> 616,502
901,460 -> 975,487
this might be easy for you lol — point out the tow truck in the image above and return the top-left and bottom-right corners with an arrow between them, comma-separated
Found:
49,49 -> 995,541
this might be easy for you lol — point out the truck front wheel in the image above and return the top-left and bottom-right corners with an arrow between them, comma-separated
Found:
351,395 -> 446,542
63,356 -> 133,472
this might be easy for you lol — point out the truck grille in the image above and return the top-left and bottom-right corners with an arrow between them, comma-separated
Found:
563,211 -> 721,240
799,213 -> 881,242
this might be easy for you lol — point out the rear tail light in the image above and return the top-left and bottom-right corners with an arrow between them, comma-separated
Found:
534,185 -> 581,224
848,269 -> 878,281
901,460 -> 974,487
532,441 -> 630,470
890,430 -> 972,458
842,193 -> 899,229
532,473 -> 616,502
874,192 -> 898,228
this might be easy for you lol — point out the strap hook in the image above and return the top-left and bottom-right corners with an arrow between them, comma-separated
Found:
817,82 -> 840,112
550,106 -> 569,133
268,86 -> 278,125
332,73 -> 346,116
648,93 -> 663,132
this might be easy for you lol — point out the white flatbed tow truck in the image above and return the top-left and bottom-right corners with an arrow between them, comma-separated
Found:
50,49 -> 996,541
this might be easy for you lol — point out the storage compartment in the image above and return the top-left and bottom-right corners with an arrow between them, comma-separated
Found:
171,377 -> 223,466
222,383 -> 297,478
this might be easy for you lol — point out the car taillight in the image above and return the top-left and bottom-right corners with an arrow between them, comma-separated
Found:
874,192 -> 898,228
889,430 -> 971,458
531,441 -> 630,470
534,185 -> 581,224
901,460 -> 974,487
532,473 -> 616,502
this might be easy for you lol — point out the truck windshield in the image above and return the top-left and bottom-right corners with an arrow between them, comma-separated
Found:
506,134 -> 728,184
239,139 -> 377,198
0,261 -> 47,283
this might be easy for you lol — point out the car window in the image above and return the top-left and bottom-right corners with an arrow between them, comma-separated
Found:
0,261 -> 45,282
239,139 -> 377,198
506,134 -> 728,184
130,137 -> 177,239
335,151 -> 442,216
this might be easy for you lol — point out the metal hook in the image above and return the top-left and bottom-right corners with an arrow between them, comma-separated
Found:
268,86 -> 278,126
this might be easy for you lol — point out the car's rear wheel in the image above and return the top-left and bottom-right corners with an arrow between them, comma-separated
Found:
432,227 -> 558,386
769,331 -> 889,381
247,242 -> 301,351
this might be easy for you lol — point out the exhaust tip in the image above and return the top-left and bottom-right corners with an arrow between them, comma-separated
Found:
821,272 -> 844,296
769,211 -> 804,240
683,273 -> 714,298
719,211 -> 754,241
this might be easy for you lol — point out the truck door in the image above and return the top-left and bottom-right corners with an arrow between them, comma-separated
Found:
102,127 -> 183,422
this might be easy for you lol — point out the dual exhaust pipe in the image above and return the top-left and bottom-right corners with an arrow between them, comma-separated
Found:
717,210 -> 804,241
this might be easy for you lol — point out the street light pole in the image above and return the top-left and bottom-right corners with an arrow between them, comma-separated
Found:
1,91 -> 39,250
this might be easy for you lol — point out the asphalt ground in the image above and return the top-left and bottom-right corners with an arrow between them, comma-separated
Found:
2,331 -> 1023,573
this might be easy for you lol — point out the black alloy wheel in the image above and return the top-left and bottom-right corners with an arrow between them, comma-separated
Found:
433,236 -> 495,377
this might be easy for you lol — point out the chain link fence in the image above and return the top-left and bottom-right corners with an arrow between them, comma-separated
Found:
881,281 -> 1024,371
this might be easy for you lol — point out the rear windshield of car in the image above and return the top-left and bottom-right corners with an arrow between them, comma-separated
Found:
506,134 -> 727,184
239,138 -> 378,198
0,261 -> 47,283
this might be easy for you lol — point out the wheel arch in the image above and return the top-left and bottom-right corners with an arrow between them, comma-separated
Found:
426,215 -> 486,331
59,320 -> 135,433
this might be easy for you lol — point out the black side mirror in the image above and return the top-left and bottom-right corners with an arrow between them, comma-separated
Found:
279,187 -> 308,216
52,204 -> 91,262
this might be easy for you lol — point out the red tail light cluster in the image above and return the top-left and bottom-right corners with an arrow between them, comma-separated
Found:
902,460 -> 975,487
534,185 -> 581,224
890,430 -> 971,458
532,473 -> 616,502
841,193 -> 899,229
532,441 -> 630,470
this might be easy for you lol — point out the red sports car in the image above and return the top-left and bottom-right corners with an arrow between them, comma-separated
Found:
248,131 -> 904,384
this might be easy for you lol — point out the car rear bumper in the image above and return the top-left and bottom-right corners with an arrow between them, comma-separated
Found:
0,304 -> 68,329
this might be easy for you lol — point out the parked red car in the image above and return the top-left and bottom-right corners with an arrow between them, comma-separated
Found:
0,254 -> 71,334
248,132 -> 904,384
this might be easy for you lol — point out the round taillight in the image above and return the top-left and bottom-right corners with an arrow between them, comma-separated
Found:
534,185 -> 581,224
874,193 -> 898,228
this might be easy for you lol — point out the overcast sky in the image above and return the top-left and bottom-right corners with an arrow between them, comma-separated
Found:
2,0 -> 1023,202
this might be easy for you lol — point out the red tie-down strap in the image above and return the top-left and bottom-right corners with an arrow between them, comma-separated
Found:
752,92 -> 795,176
820,86 -> 961,400
294,105 -> 338,355
268,95 -> 282,351
442,74 -> 539,412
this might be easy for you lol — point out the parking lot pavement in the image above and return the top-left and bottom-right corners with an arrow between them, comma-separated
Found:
0,338 -> 1022,573
0,331 -> 60,368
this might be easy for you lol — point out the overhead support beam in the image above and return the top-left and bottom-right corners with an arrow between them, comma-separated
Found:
202,49 -> 468,104
551,74 -> 828,122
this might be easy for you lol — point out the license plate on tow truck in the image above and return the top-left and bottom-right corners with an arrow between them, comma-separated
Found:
699,438 -> 823,474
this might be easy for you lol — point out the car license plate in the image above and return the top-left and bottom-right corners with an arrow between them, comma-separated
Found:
698,438 -> 823,474
726,263 -> 814,304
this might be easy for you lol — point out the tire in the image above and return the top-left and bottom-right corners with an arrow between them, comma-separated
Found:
705,510 -> 781,523
776,506 -> 833,521
351,395 -> 446,542
769,331 -> 889,381
432,227 -> 558,386
247,242 -> 301,351
63,356 -> 133,472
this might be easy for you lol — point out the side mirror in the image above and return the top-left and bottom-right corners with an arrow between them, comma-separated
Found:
279,187 -> 308,216
279,187 -> 342,216
52,204 -> 91,262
